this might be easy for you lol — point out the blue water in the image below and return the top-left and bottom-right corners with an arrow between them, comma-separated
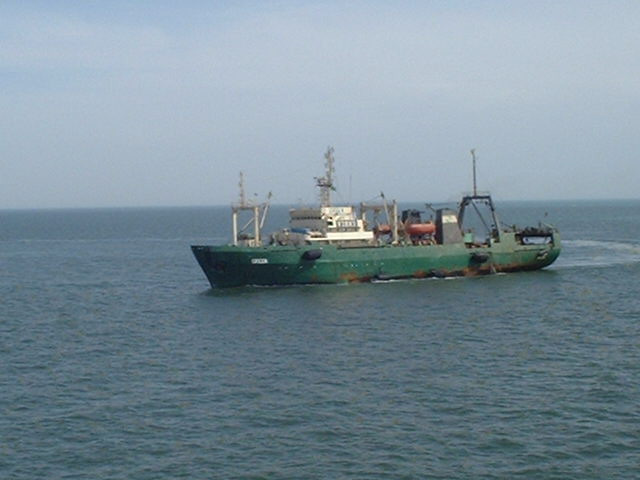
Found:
1,201 -> 639,479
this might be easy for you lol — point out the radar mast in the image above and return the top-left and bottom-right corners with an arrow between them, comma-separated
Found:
315,147 -> 335,207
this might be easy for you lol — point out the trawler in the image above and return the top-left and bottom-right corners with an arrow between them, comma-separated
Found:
192,148 -> 560,288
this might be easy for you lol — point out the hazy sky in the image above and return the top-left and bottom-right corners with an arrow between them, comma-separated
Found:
2,0 -> 639,208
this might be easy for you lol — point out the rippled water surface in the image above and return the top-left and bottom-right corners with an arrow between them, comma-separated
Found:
1,201 -> 639,479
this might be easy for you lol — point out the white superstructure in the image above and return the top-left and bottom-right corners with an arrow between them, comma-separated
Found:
289,205 -> 374,243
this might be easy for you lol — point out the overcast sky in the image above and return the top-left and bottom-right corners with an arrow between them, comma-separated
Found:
2,0 -> 639,208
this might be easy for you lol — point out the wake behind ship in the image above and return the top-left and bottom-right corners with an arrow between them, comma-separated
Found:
192,148 -> 561,288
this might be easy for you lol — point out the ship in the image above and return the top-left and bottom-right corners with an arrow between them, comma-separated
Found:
192,148 -> 561,288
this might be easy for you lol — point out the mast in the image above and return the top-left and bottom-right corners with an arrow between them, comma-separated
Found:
232,171 -> 265,247
471,148 -> 477,196
315,146 -> 335,207
238,171 -> 247,207
458,149 -> 502,241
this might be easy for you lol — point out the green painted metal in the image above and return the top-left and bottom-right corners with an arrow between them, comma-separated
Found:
191,230 -> 561,288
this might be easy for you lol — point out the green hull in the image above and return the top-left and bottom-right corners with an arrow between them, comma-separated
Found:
191,231 -> 561,288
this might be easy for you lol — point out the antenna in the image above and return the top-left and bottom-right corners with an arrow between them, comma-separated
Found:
470,149 -> 477,196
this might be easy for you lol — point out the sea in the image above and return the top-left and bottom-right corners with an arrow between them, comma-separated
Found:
1,200 -> 639,479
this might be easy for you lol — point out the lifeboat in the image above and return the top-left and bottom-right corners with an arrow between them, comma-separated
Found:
374,224 -> 392,235
405,222 -> 436,236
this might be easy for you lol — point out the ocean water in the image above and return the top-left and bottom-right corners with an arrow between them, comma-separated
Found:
1,201 -> 639,479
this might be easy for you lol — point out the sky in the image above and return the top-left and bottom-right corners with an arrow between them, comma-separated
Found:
1,0 -> 640,209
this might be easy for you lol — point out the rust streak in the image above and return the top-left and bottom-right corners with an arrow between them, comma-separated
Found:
339,272 -> 360,283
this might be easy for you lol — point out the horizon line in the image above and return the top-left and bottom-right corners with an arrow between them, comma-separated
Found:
2,196 -> 640,212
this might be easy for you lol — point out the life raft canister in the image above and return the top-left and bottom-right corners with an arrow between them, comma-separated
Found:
405,222 -> 436,236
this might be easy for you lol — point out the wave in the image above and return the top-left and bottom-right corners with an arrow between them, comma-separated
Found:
556,239 -> 640,269
563,239 -> 640,251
